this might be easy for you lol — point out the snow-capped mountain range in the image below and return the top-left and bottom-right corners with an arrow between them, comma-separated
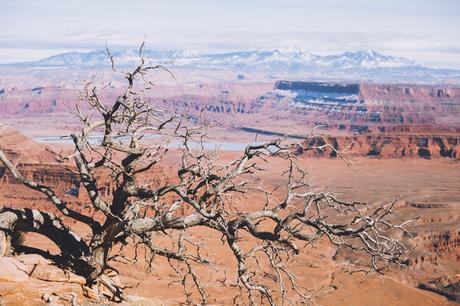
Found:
13,48 -> 419,70
4,48 -> 460,83
170,48 -> 419,70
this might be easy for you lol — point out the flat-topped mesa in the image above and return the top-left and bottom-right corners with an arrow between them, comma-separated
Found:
274,81 -> 460,105
275,81 -> 460,131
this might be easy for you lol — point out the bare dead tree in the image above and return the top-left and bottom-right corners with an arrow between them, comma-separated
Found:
0,44 -> 412,305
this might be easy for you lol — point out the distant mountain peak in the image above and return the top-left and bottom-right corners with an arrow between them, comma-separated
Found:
6,48 -> 419,70
3,48 -> 459,84
318,49 -> 417,69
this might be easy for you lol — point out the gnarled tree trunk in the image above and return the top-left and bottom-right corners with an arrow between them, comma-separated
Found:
0,207 -> 92,276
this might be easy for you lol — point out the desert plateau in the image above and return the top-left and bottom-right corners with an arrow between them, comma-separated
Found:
1,67 -> 459,305
1,1 -> 460,305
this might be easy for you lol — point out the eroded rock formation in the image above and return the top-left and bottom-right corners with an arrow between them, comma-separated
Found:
301,134 -> 460,159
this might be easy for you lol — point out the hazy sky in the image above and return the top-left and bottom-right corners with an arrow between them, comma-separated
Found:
1,0 -> 459,67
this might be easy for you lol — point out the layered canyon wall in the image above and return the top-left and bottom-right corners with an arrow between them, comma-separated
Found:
302,134 -> 460,159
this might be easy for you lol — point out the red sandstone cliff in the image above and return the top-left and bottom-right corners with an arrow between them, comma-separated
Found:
301,134 -> 460,159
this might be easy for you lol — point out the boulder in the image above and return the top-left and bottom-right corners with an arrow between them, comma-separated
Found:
0,256 -> 29,282
30,264 -> 86,284
16,253 -> 52,266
